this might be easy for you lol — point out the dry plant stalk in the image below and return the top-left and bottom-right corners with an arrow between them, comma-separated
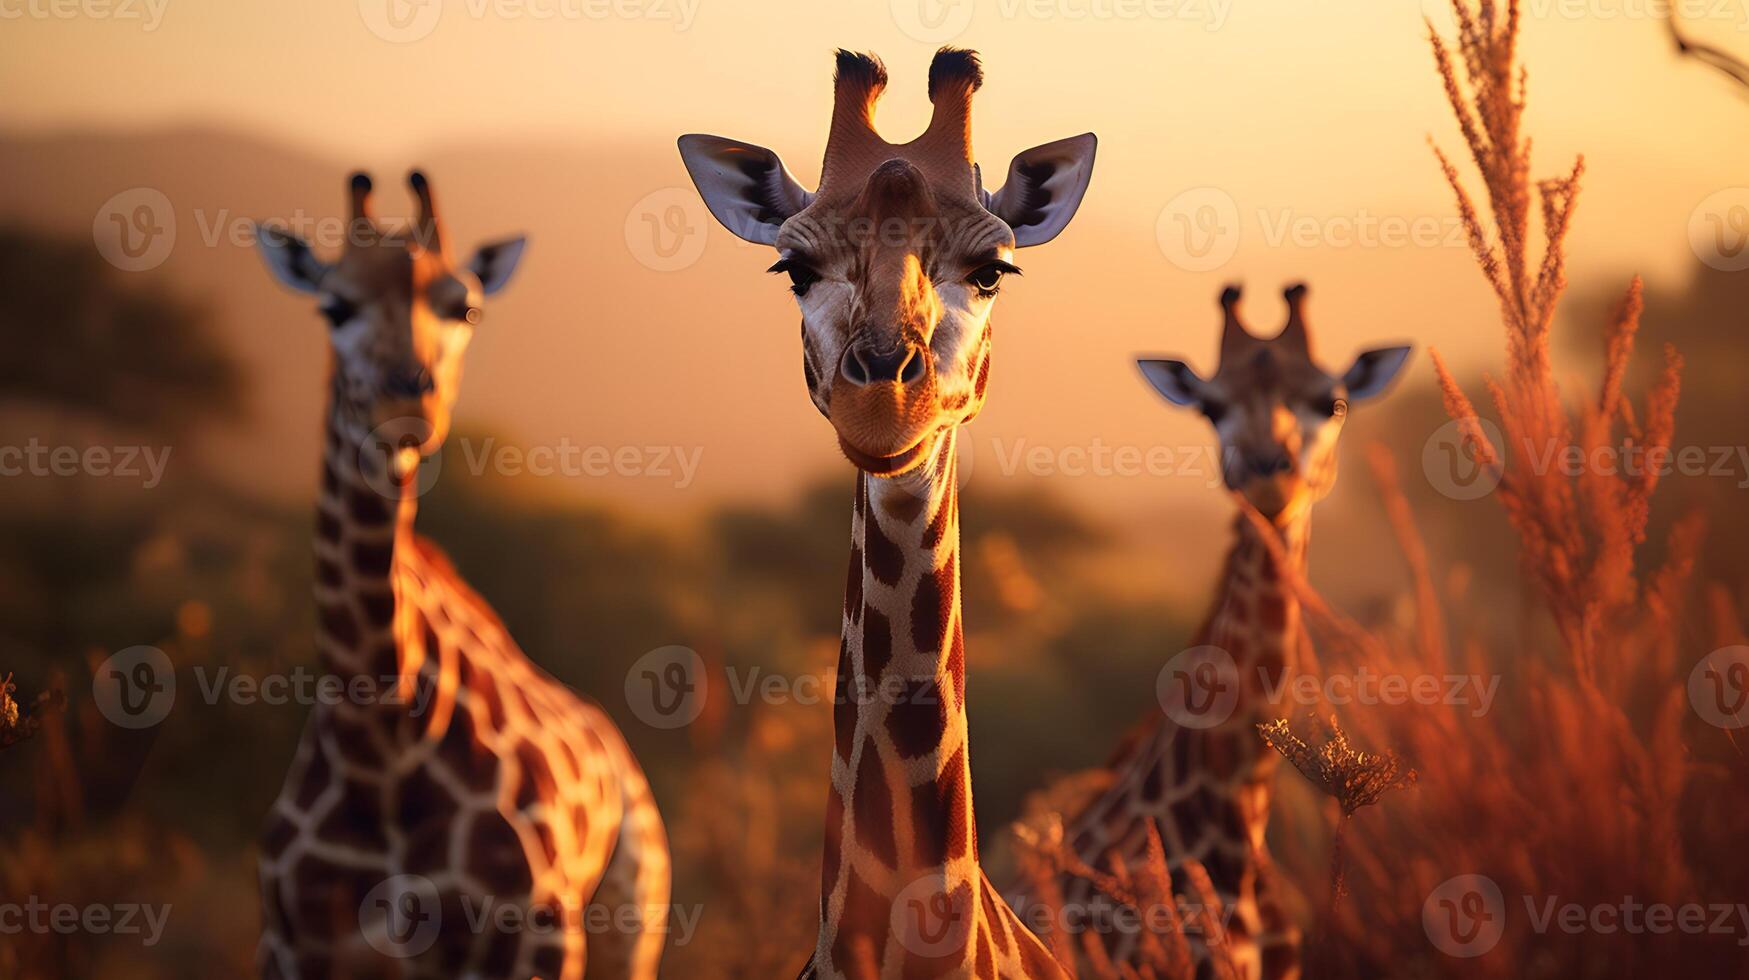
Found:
1245,3 -> 1742,976
1428,0 -> 1683,672
0,673 -> 61,750
1258,714 -> 1415,917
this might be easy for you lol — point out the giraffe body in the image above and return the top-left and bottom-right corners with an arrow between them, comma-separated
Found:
1046,514 -> 1308,979
679,47 -> 1097,979
1012,285 -> 1411,979
252,173 -> 668,980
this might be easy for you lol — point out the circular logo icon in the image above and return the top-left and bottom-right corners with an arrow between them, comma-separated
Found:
359,417 -> 442,501
624,188 -> 709,273
92,645 -> 176,729
1156,645 -> 1240,729
891,875 -> 976,958
1689,646 -> 1749,730
93,188 -> 175,273
1689,188 -> 1749,272
891,0 -> 976,44
358,0 -> 443,43
1422,873 -> 1505,958
625,645 -> 706,729
1421,416 -> 1505,501
1156,187 -> 1240,273
360,874 -> 442,958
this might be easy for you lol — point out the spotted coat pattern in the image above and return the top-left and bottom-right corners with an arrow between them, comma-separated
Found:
799,438 -> 1069,980
1023,514 -> 1310,980
255,388 -> 670,980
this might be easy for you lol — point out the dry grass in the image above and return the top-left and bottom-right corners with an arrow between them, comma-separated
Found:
1010,4 -> 1748,976
1012,815 -> 1235,980
663,660 -> 827,978
1262,3 -> 1748,974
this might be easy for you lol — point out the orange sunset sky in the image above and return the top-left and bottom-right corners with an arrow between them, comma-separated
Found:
3,0 -> 1746,525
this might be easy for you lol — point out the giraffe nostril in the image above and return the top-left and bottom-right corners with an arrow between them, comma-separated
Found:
841,348 -> 870,386
898,349 -> 925,384
842,342 -> 925,387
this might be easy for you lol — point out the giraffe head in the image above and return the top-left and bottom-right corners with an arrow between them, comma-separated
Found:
679,48 -> 1096,476
1138,284 -> 1410,520
254,171 -> 527,458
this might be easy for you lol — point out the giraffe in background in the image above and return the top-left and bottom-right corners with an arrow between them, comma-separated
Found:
1012,285 -> 1410,979
251,171 -> 668,980
679,47 -> 1097,978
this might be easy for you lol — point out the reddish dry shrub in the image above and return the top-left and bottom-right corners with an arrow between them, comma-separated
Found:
1254,4 -> 1749,975
1016,5 -> 1749,976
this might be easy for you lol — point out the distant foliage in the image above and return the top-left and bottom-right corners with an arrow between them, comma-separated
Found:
0,225 -> 240,431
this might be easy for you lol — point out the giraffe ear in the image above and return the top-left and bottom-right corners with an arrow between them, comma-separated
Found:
677,134 -> 814,246
254,223 -> 328,294
1341,345 -> 1413,401
1137,358 -> 1207,407
980,133 -> 1098,247
468,236 -> 528,296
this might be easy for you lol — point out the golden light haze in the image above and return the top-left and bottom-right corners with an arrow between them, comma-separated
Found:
3,0 -> 1745,526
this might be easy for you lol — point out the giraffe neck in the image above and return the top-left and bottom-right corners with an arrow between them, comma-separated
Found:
1175,505 -> 1312,884
819,432 -> 977,963
311,374 -> 420,689
1201,506 -> 1311,719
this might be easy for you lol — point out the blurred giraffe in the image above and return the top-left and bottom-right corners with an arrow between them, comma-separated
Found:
1012,285 -> 1410,979
250,171 -> 668,980
680,47 -> 1096,978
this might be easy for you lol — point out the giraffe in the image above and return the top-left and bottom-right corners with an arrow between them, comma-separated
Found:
1012,284 -> 1410,979
678,48 -> 1097,979
250,171 -> 669,980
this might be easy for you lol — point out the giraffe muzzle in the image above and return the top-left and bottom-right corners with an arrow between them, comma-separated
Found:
841,341 -> 926,387
827,343 -> 941,474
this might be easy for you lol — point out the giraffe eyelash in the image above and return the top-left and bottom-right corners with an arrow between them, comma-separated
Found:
966,260 -> 1021,298
768,258 -> 820,297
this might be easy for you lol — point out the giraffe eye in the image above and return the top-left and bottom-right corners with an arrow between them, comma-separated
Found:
769,258 -> 819,297
1321,396 -> 1348,418
319,298 -> 356,328
462,305 -> 483,325
966,260 -> 1020,297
